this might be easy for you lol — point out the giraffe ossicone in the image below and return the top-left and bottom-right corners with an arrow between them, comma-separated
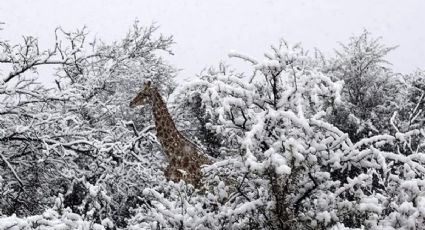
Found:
130,81 -> 212,187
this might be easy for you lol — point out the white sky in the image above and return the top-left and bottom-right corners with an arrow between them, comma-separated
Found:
1,0 -> 424,82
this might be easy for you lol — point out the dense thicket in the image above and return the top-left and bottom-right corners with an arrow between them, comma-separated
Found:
0,24 -> 424,229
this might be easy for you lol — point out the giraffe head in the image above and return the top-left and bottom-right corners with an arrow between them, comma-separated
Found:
130,81 -> 155,108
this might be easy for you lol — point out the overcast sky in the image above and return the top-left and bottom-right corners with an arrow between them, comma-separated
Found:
1,0 -> 424,81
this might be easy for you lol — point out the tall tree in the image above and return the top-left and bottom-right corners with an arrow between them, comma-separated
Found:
327,31 -> 404,141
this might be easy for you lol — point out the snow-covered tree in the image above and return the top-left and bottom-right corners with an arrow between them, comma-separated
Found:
326,31 -> 405,141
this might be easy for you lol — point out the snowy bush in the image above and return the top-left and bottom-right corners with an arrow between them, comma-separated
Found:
0,207 -> 110,230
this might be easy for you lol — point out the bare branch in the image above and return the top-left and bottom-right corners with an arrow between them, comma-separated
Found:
0,152 -> 24,188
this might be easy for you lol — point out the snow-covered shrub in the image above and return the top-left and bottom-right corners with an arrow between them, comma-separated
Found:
397,69 -> 425,132
0,207 -> 110,230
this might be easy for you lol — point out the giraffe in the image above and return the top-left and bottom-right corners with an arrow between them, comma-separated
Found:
129,81 -> 211,187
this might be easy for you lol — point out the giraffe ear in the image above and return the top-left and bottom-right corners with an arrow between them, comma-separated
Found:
144,80 -> 151,88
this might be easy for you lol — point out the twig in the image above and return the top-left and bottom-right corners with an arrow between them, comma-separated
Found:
294,172 -> 318,214
236,172 -> 251,201
0,151 -> 24,188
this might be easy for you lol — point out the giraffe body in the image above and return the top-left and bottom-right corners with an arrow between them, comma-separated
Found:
130,82 -> 211,187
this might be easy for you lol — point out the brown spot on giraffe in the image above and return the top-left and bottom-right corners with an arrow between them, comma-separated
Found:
182,155 -> 190,168
130,81 -> 212,187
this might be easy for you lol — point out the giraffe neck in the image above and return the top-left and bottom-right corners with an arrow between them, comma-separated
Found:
151,89 -> 182,157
